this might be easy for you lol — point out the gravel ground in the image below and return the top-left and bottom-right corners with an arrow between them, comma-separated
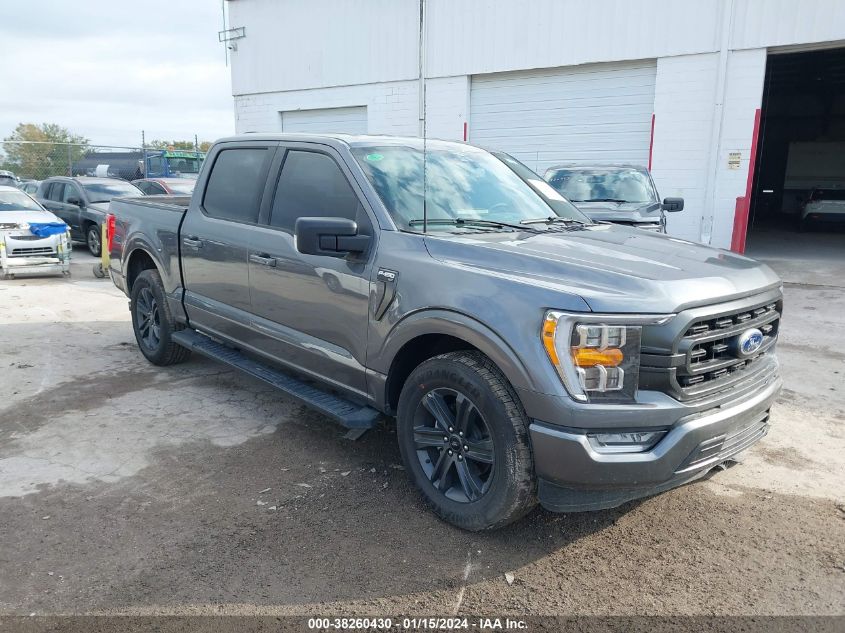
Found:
0,251 -> 843,616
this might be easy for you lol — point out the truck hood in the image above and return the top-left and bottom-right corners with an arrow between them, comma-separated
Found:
572,200 -> 662,224
423,224 -> 781,313
0,209 -> 64,226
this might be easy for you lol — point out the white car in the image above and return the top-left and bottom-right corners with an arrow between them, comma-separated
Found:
801,189 -> 845,230
0,185 -> 71,278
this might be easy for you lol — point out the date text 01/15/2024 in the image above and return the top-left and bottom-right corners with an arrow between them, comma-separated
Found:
306,617 -> 528,630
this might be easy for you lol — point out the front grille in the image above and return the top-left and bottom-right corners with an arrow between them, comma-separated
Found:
9,234 -> 40,241
679,301 -> 779,388
10,247 -> 54,256
640,294 -> 781,402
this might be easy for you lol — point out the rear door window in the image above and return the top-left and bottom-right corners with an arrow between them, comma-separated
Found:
202,148 -> 271,224
269,150 -> 362,232
47,183 -> 66,202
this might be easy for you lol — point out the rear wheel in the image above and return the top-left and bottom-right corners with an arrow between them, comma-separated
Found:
130,269 -> 190,366
86,223 -> 101,257
397,351 -> 537,531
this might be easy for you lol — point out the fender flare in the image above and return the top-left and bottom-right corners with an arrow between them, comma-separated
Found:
122,233 -> 178,295
374,308 -> 536,393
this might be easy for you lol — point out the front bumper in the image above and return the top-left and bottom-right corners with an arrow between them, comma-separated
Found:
1,232 -> 71,277
802,211 -> 845,225
530,374 -> 781,512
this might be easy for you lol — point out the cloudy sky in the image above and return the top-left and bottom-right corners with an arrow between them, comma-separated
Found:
1,0 -> 235,147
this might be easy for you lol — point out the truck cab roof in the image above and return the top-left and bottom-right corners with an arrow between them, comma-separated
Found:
216,133 -> 470,150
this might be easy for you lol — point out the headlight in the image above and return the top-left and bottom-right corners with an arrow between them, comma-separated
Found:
542,311 -> 674,403
17,222 -> 30,230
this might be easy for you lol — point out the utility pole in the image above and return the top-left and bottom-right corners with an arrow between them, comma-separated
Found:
141,130 -> 147,178
194,134 -> 199,153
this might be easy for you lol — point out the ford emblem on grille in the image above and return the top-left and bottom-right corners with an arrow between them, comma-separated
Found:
737,328 -> 764,357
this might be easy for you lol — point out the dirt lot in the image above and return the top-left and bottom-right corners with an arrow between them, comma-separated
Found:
0,251 -> 843,617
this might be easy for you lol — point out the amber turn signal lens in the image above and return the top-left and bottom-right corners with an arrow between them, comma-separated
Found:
570,347 -> 624,367
542,316 -> 560,366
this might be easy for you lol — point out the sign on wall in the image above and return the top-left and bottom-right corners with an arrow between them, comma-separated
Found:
728,151 -> 742,169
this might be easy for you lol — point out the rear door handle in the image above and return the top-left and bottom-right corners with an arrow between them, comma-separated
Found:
249,253 -> 276,267
182,236 -> 203,248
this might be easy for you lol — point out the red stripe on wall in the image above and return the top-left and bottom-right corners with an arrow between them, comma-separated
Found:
730,108 -> 762,254
647,113 -> 655,171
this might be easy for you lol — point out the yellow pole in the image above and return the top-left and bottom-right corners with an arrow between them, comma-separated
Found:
100,223 -> 110,270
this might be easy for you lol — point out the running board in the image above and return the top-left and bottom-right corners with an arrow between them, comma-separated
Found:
172,330 -> 381,430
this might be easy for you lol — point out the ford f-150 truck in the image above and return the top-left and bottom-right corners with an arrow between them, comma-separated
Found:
107,134 -> 782,531
544,164 -> 683,232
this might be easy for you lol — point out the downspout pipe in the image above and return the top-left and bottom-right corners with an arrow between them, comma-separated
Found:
418,0 -> 427,139
701,0 -> 735,244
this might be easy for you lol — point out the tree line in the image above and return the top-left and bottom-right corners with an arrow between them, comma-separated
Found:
1,123 -> 212,180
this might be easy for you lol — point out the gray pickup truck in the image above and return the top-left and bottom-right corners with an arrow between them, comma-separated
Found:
544,164 -> 683,232
107,134 -> 782,531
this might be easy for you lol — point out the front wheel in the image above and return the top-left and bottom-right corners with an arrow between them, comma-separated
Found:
86,224 -> 101,257
396,351 -> 537,531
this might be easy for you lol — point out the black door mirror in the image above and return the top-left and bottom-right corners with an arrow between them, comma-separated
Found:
295,217 -> 370,257
662,197 -> 684,212
66,197 -> 82,206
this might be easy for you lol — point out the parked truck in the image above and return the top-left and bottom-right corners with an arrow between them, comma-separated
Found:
106,134 -> 783,530
73,149 -> 205,181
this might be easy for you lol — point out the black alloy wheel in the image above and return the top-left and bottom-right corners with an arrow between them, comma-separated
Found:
396,351 -> 537,530
413,387 -> 495,503
135,286 -> 161,352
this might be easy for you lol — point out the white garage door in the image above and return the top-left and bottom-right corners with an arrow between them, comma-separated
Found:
281,106 -> 368,134
470,60 -> 656,173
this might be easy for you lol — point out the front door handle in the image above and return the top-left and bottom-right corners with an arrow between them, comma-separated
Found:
249,253 -> 276,267
182,236 -> 203,248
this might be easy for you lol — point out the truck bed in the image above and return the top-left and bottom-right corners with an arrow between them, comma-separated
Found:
112,195 -> 192,212
107,195 -> 192,301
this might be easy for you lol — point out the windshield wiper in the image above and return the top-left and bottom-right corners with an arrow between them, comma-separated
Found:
408,218 -> 539,232
584,198 -> 628,203
520,216 -> 589,226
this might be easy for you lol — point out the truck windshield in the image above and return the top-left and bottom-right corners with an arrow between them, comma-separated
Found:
492,152 -> 590,223
82,182 -> 143,203
546,168 -> 657,204
0,190 -> 43,212
351,144 -> 563,232
167,158 -> 201,174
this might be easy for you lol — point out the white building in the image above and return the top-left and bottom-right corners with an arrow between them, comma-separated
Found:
225,0 -> 845,250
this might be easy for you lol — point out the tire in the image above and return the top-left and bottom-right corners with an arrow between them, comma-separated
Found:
130,269 -> 191,366
396,351 -> 537,531
86,223 -> 101,257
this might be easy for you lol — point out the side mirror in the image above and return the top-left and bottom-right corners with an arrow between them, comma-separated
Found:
295,217 -> 370,257
662,197 -> 684,212
66,197 -> 82,207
